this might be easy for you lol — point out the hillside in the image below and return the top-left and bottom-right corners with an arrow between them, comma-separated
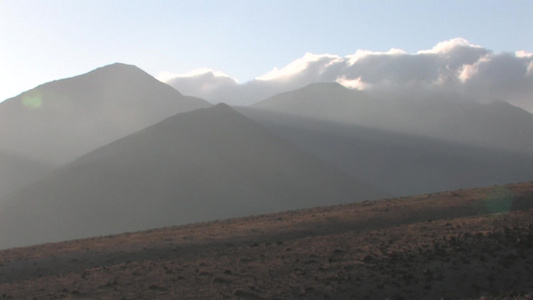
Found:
0,104 -> 386,249
237,107 -> 533,196
253,82 -> 533,156
0,150 -> 55,202
0,182 -> 531,299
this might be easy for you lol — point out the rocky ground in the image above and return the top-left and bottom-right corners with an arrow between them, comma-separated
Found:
0,182 -> 532,299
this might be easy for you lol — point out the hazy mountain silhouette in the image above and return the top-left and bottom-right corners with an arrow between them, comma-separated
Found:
238,108 -> 533,196
0,63 -> 210,198
0,104 -> 387,249
0,150 -> 55,199
253,82 -> 533,156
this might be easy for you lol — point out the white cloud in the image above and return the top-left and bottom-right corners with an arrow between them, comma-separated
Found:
417,38 -> 482,54
156,71 -> 181,83
460,52 -> 533,110
516,51 -> 533,76
458,54 -> 493,83
515,50 -> 533,58
458,64 -> 477,83
347,48 -> 407,65
336,76 -> 368,90
161,69 -> 239,101
257,53 -> 343,81
159,68 -> 237,82
162,38 -> 533,112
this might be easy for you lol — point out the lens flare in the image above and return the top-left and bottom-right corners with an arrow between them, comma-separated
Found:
484,186 -> 513,214
22,94 -> 43,108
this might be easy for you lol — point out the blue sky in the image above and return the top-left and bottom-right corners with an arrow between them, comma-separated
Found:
1,0 -> 532,102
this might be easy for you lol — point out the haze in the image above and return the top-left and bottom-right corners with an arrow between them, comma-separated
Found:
1,3 -> 533,299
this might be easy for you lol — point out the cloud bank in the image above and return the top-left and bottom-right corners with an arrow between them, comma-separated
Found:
161,38 -> 533,112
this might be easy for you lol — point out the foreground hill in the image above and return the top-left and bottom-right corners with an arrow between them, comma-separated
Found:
0,182 -> 532,299
0,104 -> 386,249
237,108 -> 533,196
253,82 -> 533,156
0,63 -> 210,198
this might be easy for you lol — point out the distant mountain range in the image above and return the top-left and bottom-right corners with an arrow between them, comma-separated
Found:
1,63 -> 533,249
253,82 -> 533,155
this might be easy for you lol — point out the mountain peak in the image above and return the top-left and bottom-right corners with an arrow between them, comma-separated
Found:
253,81 -> 360,110
92,62 -> 143,73
0,63 -> 210,165
211,102 -> 234,111
83,62 -> 155,81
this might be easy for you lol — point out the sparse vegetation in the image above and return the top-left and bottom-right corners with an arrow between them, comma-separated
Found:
0,182 -> 532,299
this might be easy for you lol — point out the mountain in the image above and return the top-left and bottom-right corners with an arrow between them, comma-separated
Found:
0,150 -> 55,199
0,63 -> 211,197
0,63 -> 211,164
0,104 -> 387,249
253,82 -> 533,156
238,108 -> 533,196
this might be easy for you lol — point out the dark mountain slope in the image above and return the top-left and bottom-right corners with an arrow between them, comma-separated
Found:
253,82 -> 533,155
0,104 -> 387,249
238,108 -> 533,197
0,63 -> 210,197
0,150 -> 55,200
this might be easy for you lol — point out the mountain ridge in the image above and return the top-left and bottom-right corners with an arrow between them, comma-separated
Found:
0,62 -> 211,163
238,107 -> 533,197
252,82 -> 533,155
0,63 -> 211,198
0,104 -> 387,249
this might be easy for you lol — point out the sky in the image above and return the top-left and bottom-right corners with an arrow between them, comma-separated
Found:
1,0 -> 532,105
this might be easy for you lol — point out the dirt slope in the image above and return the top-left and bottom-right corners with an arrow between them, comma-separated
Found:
0,182 -> 532,299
